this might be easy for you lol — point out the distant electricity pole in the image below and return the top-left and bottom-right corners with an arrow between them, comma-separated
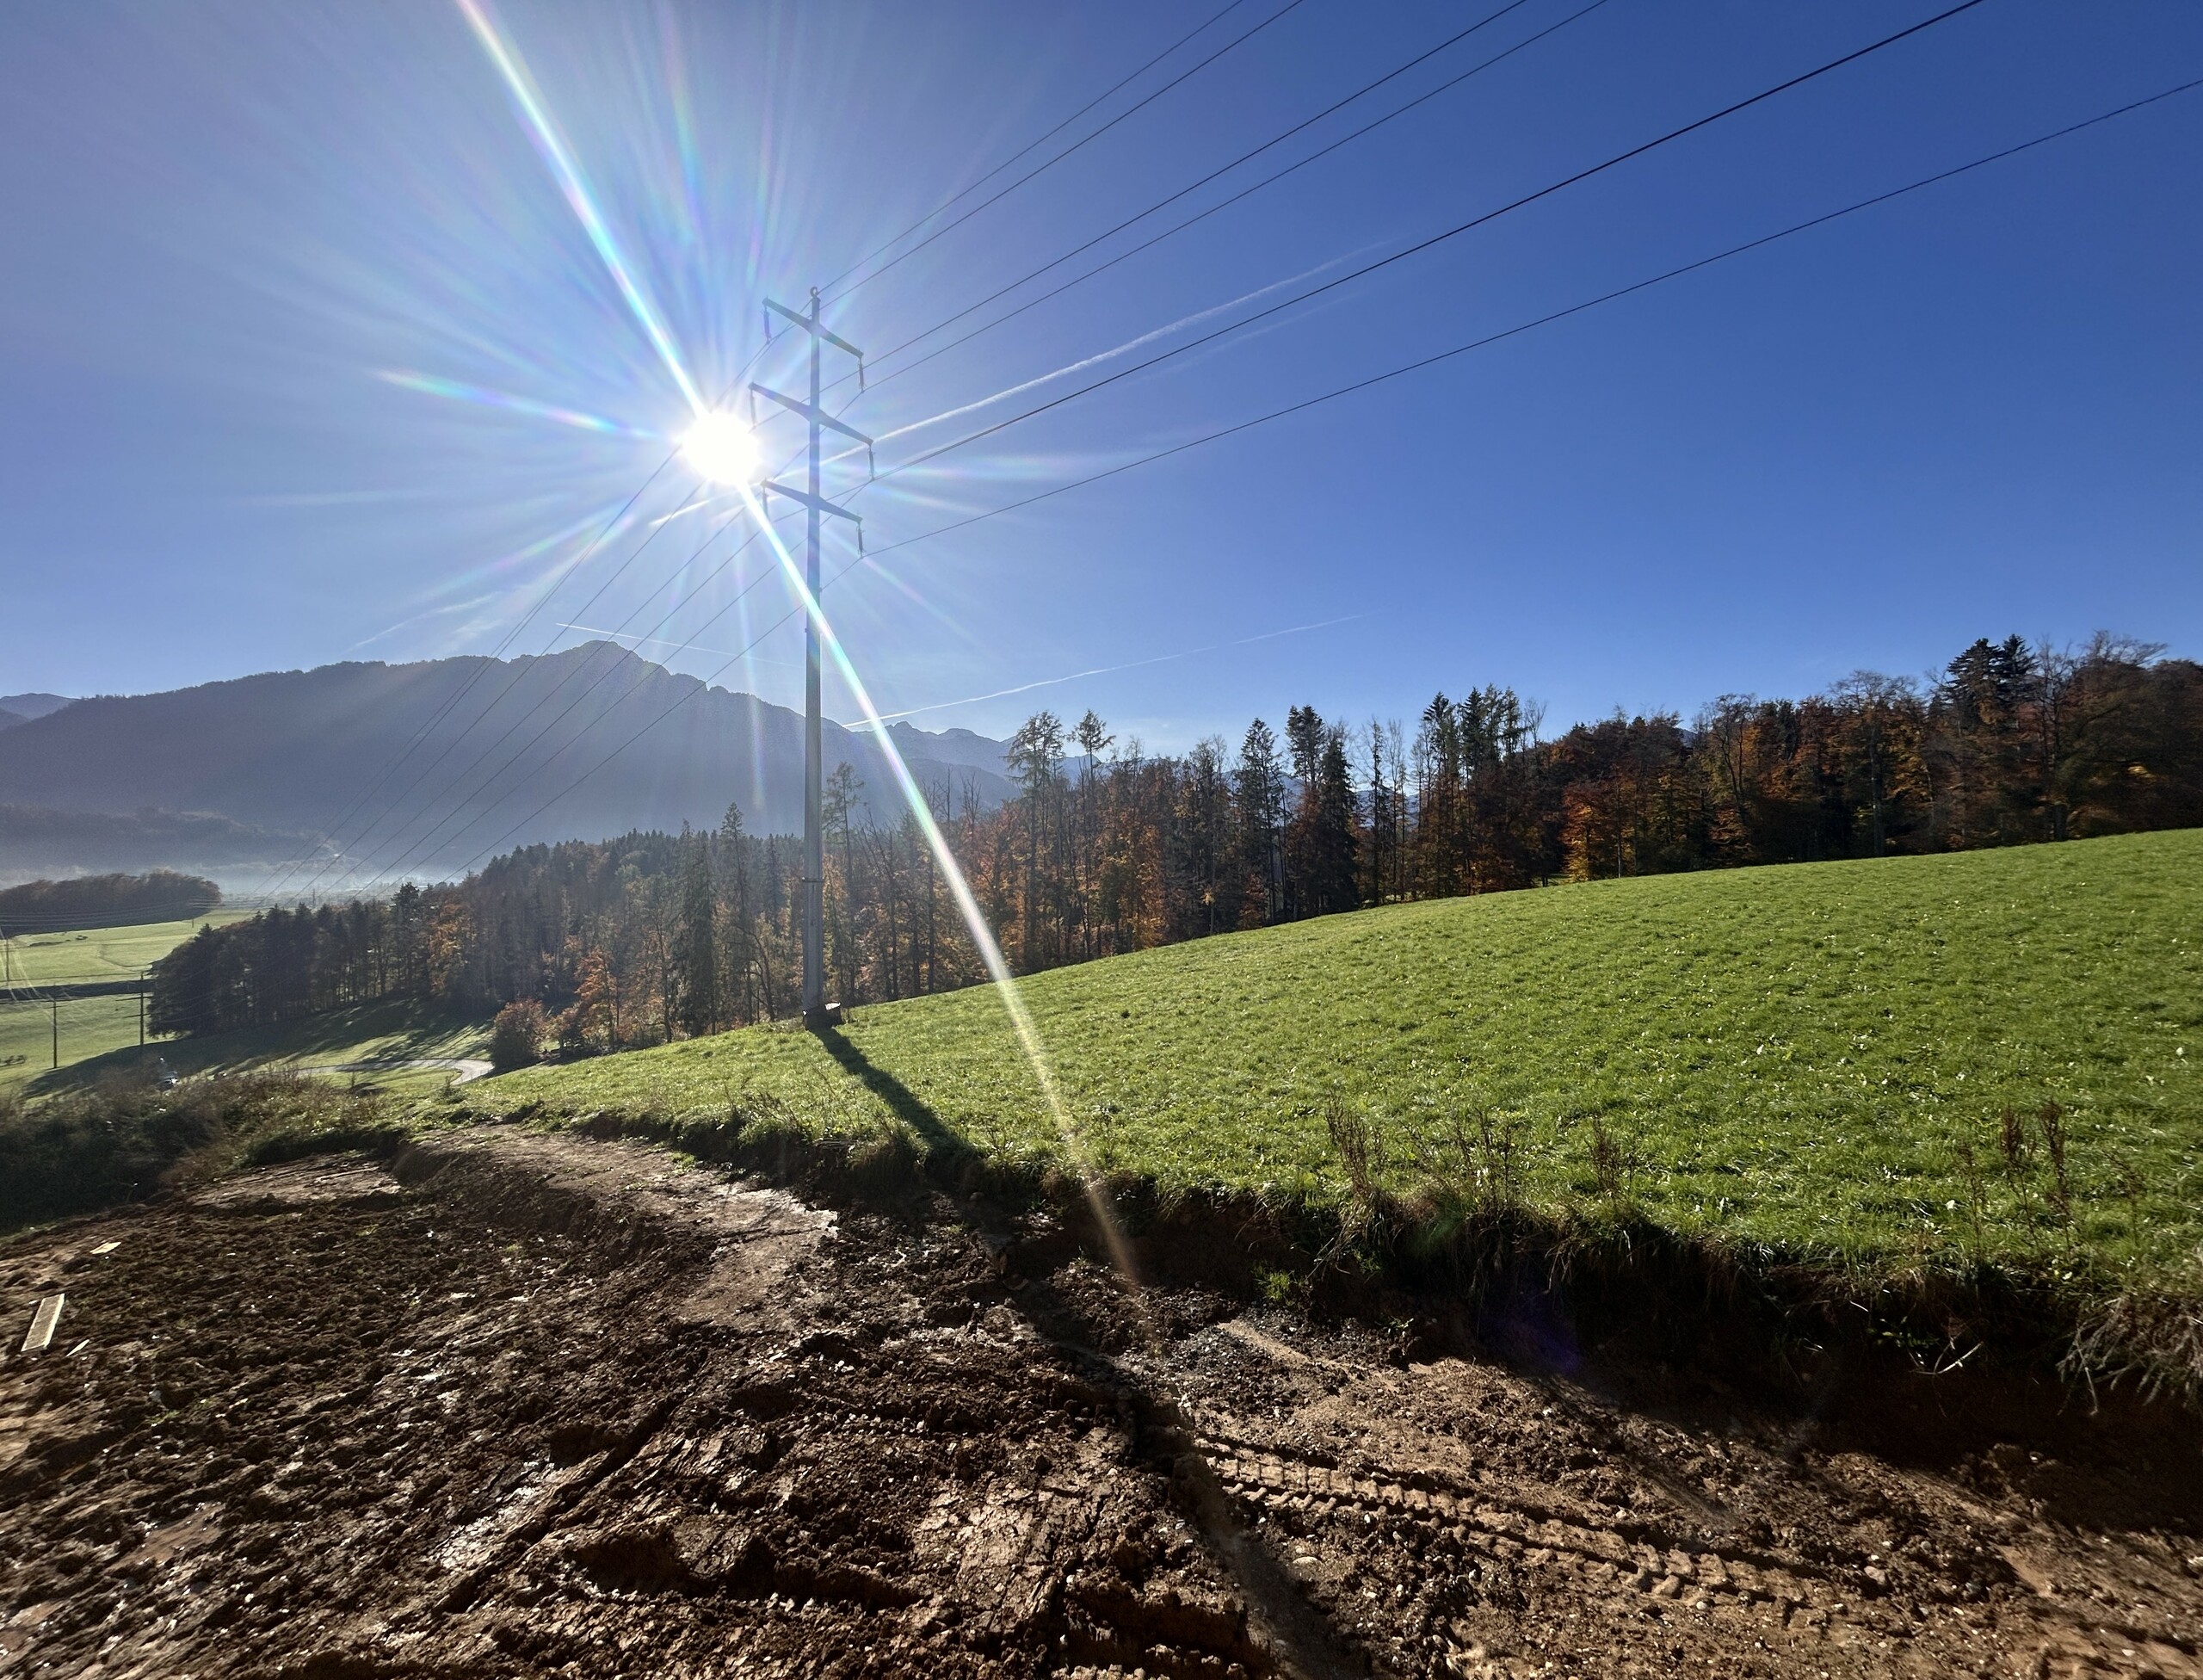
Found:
754,289 -> 870,1028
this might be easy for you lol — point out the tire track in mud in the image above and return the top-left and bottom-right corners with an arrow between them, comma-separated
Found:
2,1127 -> 2200,1680
1155,1339 -> 2203,1679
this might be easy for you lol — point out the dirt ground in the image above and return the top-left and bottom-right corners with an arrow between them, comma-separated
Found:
3,1127 -> 2199,1679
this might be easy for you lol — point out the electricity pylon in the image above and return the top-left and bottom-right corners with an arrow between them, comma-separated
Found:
754,290 -> 870,1028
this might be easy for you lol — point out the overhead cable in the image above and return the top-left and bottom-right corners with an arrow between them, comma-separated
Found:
827,0 -> 1314,301
861,75 -> 2203,569
250,460 -> 684,900
257,330 -> 787,900
818,0 -> 1255,293
435,65 -> 2203,880
324,500 -> 802,889
863,0 -> 1991,487
847,0 -> 1590,392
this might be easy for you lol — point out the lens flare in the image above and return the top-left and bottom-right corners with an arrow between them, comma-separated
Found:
456,0 -> 707,417
732,478 -> 1151,1301
682,412 -> 759,483
454,0 -> 1148,1323
378,369 -> 658,439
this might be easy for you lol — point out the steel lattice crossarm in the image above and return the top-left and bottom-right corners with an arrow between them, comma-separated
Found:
763,296 -> 865,370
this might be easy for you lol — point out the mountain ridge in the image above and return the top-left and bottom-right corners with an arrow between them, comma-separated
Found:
0,693 -> 75,722
0,646 -> 1009,884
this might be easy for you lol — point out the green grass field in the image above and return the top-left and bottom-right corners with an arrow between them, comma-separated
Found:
0,994 -> 147,1089
26,998 -> 491,1102
0,912 -> 248,987
0,913 -> 251,1090
486,830 -> 2202,1283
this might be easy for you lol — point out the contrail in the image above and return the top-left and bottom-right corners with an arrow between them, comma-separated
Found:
848,612 -> 1372,726
455,0 -> 706,416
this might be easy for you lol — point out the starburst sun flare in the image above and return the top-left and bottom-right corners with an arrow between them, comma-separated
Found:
680,411 -> 760,485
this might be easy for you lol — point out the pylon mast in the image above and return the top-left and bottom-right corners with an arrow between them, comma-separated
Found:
756,291 -> 867,1028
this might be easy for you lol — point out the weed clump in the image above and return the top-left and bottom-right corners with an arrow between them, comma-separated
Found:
0,1071 -> 391,1232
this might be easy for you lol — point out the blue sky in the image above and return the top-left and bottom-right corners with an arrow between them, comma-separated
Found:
3,0 -> 2198,753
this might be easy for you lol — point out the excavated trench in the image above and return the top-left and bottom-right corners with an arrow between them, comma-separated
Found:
2,1126 -> 2200,1679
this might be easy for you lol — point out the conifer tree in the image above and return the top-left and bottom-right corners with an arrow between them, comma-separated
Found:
1235,719 -> 1286,924
676,829 -> 718,1037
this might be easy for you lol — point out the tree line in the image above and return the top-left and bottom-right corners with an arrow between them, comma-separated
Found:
150,633 -> 2202,1047
0,871 -> 220,936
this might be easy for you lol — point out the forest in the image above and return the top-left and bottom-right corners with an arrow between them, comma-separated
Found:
150,633 -> 2203,1047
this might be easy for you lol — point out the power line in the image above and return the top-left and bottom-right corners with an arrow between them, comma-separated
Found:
843,0 -> 1582,392
288,355 -> 801,899
827,0 -> 1315,303
324,415 -> 883,890
291,10 -> 1315,896
848,74 -> 2203,571
442,587 -> 826,879
427,13 -> 2173,885
259,334 -> 782,901
836,0 -> 1614,414
312,390 -> 867,892
862,0 -> 1991,490
303,420 -> 833,894
309,499 -> 787,891
362,504 -> 803,886
438,58 -> 2203,877
819,0 -> 1255,293
437,453 -> 893,875
287,484 -> 719,895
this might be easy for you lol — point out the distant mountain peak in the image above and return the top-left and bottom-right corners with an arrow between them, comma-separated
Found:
0,652 -> 1010,883
0,693 -> 73,721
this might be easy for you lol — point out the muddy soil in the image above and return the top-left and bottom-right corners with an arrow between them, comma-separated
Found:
2,1127 -> 2199,1679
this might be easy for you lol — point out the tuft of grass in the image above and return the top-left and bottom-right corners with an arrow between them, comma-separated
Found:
482,830 -> 2202,1288
0,1070 -> 397,1232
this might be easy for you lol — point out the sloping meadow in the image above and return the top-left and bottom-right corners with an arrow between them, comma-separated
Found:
483,830 -> 2202,1379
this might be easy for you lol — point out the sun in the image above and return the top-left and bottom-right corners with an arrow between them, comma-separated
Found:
681,411 -> 759,484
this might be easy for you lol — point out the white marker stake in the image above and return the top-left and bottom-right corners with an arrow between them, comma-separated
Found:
21,1294 -> 64,1355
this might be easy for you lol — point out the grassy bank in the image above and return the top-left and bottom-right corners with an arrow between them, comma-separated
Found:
484,830 -> 2200,1288
0,995 -> 483,1232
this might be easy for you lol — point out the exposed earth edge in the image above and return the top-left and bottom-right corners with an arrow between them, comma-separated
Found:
1,1123 -> 2199,1677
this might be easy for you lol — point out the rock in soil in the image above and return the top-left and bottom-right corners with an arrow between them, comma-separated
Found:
2,1128 -> 2199,1678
